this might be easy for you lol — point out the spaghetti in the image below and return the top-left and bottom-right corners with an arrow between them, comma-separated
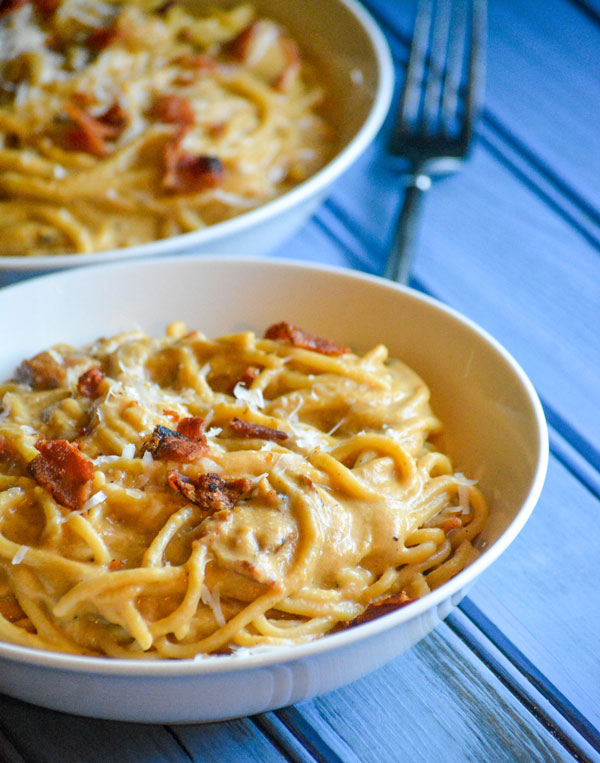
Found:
0,1 -> 332,256
0,321 -> 488,657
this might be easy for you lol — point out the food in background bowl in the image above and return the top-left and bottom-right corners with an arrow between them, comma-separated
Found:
0,0 -> 332,256
0,319 -> 487,658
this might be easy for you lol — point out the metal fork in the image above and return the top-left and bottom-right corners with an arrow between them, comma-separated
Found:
384,0 -> 487,284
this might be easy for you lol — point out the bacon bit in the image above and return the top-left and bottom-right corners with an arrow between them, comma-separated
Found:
150,95 -> 195,127
273,37 -> 300,92
77,367 -> 105,399
86,24 -> 121,51
163,130 -> 223,194
98,101 -> 127,130
32,0 -> 59,13
228,366 -> 260,394
0,0 -> 27,18
230,20 -> 274,61
264,322 -> 350,356
229,417 -> 288,442
62,101 -> 126,157
156,0 -> 176,13
439,517 -> 462,532
175,53 -> 220,72
168,471 -> 253,513
0,596 -> 26,623
351,591 -> 413,626
108,559 -> 126,571
0,435 -> 16,467
176,417 -> 205,441
16,352 -> 66,390
141,425 -> 207,462
28,438 -> 94,511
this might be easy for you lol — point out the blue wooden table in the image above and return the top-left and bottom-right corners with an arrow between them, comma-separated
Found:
1,0 -> 599,760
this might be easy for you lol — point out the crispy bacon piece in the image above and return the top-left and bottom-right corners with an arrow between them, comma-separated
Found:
16,351 -> 66,390
141,425 -> 207,462
150,95 -> 195,127
86,24 -> 121,51
231,20 -> 299,92
228,365 -> 260,394
98,101 -> 127,130
77,367 -> 105,399
0,596 -> 26,623
163,130 -> 223,194
33,0 -> 59,13
351,591 -> 413,626
175,53 -> 220,72
168,471 -> 253,513
273,37 -> 300,92
439,517 -> 462,532
264,322 -> 350,356
176,416 -> 205,441
0,0 -> 27,18
229,417 -> 288,442
28,438 -> 94,511
230,20 -> 276,61
62,101 -> 126,157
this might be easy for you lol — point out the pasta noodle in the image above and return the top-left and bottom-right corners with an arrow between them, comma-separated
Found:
0,0 -> 332,256
0,321 -> 488,658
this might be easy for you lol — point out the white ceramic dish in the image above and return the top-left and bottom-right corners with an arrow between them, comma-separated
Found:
0,0 -> 394,277
0,256 -> 548,723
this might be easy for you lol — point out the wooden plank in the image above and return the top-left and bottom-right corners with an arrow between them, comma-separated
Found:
462,453 -> 600,732
363,0 -> 600,214
410,144 -> 600,464
0,693 -> 187,762
276,624 -> 587,763
0,692 -> 287,763
173,719 -> 291,762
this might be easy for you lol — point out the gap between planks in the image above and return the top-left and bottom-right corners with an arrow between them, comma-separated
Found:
361,0 -> 600,248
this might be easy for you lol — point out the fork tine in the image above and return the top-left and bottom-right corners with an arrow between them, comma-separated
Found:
440,0 -> 467,132
389,0 -> 433,154
461,0 -> 487,143
422,0 -> 452,135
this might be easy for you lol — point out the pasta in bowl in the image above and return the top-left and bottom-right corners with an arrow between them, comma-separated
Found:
0,320 -> 487,658
0,0 -> 394,271
0,257 -> 548,721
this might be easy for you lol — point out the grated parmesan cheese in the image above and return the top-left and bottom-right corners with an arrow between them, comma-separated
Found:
233,382 -> 264,410
201,584 -> 226,627
121,443 -> 136,459
11,545 -> 28,565
82,490 -> 106,511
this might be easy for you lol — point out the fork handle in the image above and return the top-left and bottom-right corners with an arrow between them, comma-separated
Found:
384,173 -> 431,284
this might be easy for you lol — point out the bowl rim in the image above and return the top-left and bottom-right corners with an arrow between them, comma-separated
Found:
0,0 -> 395,272
0,255 -> 549,676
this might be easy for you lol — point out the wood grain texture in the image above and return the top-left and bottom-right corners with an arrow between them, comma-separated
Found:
0,692 -> 287,763
364,0 -> 600,215
173,719 -> 289,762
0,693 -> 187,762
463,455 -> 600,732
277,625 -> 580,763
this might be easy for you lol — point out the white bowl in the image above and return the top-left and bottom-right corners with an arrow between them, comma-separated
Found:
0,256 -> 548,722
0,0 -> 394,278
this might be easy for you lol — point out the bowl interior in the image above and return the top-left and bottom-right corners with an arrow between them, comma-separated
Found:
0,256 -> 546,558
